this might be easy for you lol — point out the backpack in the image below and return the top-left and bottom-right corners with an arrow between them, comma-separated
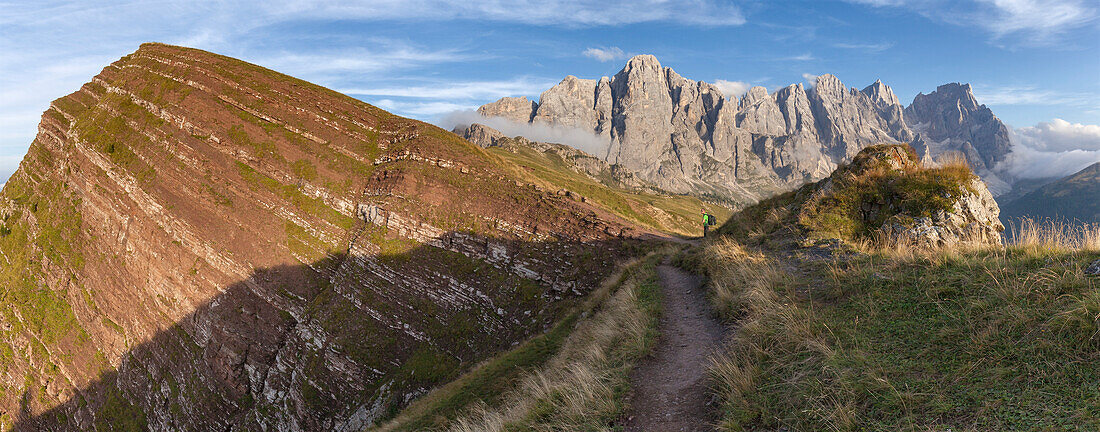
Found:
706,214 -> 716,226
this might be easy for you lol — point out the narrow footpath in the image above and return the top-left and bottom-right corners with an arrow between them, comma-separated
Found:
624,263 -> 726,432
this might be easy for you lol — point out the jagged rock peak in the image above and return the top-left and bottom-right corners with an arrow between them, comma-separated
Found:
861,79 -> 901,108
813,73 -> 848,96
739,86 -> 770,109
478,96 -> 537,124
624,54 -> 663,70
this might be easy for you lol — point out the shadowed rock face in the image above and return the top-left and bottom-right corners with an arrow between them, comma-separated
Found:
475,56 -> 1015,204
0,43 -> 645,431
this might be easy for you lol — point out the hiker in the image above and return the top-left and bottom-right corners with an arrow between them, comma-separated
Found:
701,209 -> 714,237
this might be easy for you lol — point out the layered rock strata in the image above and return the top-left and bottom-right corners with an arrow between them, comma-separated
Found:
0,43 -> 642,431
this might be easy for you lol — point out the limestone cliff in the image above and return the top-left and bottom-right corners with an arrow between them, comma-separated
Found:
476,55 -> 1015,204
0,43 -> 645,431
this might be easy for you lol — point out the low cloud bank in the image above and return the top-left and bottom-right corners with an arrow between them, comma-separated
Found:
999,118 -> 1100,179
441,110 -> 611,157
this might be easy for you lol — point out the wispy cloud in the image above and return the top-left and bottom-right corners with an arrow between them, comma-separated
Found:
373,99 -> 481,117
832,42 -> 894,52
782,53 -> 816,61
973,84 -> 1097,107
443,111 -> 611,156
340,77 -> 559,100
846,0 -> 1098,45
583,47 -> 627,62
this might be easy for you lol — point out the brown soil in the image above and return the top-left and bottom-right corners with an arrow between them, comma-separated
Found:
624,263 -> 726,432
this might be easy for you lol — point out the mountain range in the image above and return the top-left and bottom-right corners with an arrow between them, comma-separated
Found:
468,55 -> 1014,204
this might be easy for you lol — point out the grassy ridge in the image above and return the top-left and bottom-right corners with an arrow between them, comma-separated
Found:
485,141 -> 729,237
698,235 -> 1100,431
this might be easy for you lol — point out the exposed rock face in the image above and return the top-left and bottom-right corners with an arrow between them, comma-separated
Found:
1087,259 -> 1100,276
477,96 -> 536,124
0,44 -> 643,431
880,180 -> 1004,248
904,83 -> 1012,173
476,56 -> 1014,205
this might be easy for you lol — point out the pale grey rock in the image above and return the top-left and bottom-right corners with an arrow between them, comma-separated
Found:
455,123 -> 503,148
1086,259 -> 1100,276
533,76 -> 599,130
473,55 -> 1015,206
736,86 -> 786,136
905,83 -> 1012,172
477,96 -> 536,124
881,178 -> 1005,248
810,74 -> 902,160
606,55 -> 676,188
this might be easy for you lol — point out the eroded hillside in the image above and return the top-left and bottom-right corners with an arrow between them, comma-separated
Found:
0,43 -> 649,430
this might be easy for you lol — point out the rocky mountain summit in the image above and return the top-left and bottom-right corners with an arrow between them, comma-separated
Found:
0,43 -> 646,431
474,55 -> 1014,204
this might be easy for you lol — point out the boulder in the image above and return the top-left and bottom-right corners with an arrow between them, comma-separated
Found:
1087,259 -> 1100,276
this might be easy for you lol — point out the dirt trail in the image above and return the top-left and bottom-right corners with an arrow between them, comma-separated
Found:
624,263 -> 726,432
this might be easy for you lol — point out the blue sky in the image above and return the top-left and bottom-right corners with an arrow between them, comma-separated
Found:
1,0 -> 1098,181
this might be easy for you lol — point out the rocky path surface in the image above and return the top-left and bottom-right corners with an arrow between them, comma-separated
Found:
624,263 -> 726,432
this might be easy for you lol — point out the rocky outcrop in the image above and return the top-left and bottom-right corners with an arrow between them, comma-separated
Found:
879,180 -> 1004,248
1,43 -> 644,431
474,56 -> 1014,205
1087,259 -> 1100,276
802,145 -> 1004,248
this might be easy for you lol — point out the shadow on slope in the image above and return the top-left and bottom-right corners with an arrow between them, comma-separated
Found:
13,232 -> 645,431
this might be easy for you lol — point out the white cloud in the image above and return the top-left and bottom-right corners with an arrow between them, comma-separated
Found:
999,118 -> 1100,178
340,77 -> 558,100
972,85 -> 1098,110
373,99 -> 481,117
253,44 -> 472,77
713,80 -> 751,98
443,111 -> 611,156
846,0 -> 1098,44
583,47 -> 626,62
802,73 -> 821,86
779,53 -> 815,61
832,42 -> 894,52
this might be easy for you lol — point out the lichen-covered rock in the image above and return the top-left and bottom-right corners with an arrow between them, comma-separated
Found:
798,144 -> 1004,249
880,177 -> 1005,248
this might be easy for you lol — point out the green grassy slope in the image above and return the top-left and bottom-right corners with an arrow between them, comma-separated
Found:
1001,162 -> 1100,224
484,138 -> 731,237
699,239 -> 1098,431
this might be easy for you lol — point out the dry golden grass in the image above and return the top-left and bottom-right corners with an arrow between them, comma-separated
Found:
441,257 -> 661,432
1006,217 -> 1100,252
373,250 -> 666,432
701,229 -> 1100,431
